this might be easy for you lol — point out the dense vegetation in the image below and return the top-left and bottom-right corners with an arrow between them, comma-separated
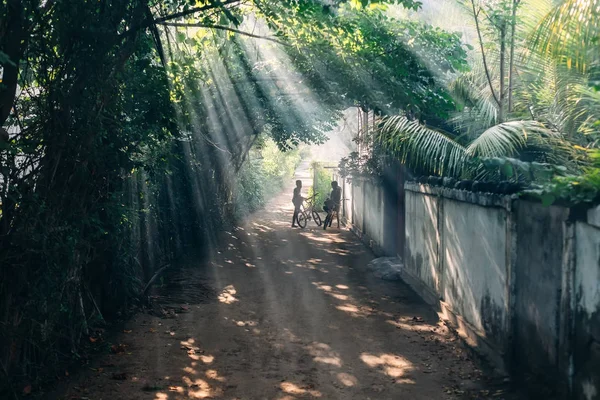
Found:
1,0 -> 597,395
308,162 -> 336,207
234,139 -> 303,218
353,0 -> 600,205
0,0 -> 462,394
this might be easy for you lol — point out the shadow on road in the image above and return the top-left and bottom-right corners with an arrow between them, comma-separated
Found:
52,164 -> 520,400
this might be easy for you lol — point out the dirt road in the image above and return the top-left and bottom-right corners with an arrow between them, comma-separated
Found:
55,162 -> 518,400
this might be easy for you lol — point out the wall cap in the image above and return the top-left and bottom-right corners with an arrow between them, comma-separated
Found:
404,182 -> 516,210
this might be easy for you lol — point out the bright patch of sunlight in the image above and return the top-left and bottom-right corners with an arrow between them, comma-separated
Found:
299,232 -> 346,244
167,385 -> 184,393
200,355 -> 215,364
218,284 -> 238,304
306,342 -> 342,367
386,316 -> 441,332
326,249 -> 349,256
312,281 -> 351,301
252,222 -> 273,232
234,320 -> 257,327
331,293 -> 349,300
182,376 -> 222,398
280,382 -> 322,397
312,282 -> 332,291
205,369 -> 226,382
360,353 -> 414,382
337,372 -> 358,387
155,393 -> 168,400
335,303 -> 373,317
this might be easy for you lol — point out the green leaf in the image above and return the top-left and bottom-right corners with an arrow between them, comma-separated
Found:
540,193 -> 556,206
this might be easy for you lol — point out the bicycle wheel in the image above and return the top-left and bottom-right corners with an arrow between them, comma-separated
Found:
297,212 -> 308,228
312,210 -> 322,226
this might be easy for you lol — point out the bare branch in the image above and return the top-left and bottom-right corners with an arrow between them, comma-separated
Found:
157,22 -> 290,47
508,0 -> 520,112
154,0 -> 243,25
470,0 -> 501,108
121,0 -> 244,37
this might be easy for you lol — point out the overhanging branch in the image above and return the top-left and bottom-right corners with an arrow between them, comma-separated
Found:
121,0 -> 244,37
157,22 -> 290,47
154,0 -> 243,25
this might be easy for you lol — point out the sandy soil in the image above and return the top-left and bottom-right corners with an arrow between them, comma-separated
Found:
52,161 -> 521,400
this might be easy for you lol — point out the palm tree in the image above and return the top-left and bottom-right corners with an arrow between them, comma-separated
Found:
375,0 -> 599,182
377,114 -> 565,179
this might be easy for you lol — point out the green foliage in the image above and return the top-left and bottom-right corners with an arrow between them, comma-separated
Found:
257,1 -> 469,120
525,150 -> 600,206
478,156 -> 568,182
0,0 -> 268,392
308,162 -> 335,207
4,1 -> 461,390
164,28 -> 335,151
528,0 -> 600,73
233,138 -> 301,217
378,115 -> 468,177
5,0 -> 599,394
363,0 -> 600,203
374,114 -> 572,180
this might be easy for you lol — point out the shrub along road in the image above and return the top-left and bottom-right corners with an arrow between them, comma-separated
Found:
52,163 -> 521,400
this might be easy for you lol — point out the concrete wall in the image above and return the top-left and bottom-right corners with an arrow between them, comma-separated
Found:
574,215 -> 600,400
342,178 -> 353,224
363,180 -> 384,247
404,190 -> 441,294
399,183 -> 600,400
345,164 -> 406,258
348,179 -> 396,257
513,201 -> 570,391
442,199 -> 510,352
352,183 -> 364,232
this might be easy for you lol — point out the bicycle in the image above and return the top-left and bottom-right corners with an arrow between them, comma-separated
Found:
323,202 -> 340,230
297,194 -> 322,228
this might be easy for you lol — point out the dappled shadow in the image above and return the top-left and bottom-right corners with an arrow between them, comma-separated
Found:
53,166 -> 521,400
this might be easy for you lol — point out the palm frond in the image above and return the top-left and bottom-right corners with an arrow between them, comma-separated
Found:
448,60 -> 500,136
378,115 -> 468,177
512,48 -> 596,136
528,0 -> 600,72
466,120 -> 564,158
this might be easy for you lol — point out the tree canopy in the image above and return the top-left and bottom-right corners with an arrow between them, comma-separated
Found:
2,0 -> 598,394
0,0 -> 474,394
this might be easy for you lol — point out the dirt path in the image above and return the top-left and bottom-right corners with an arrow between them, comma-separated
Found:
54,161 -> 519,400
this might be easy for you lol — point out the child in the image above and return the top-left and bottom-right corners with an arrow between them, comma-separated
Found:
323,181 -> 341,230
291,180 -> 304,227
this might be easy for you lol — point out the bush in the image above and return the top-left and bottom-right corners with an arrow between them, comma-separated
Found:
308,162 -> 335,209
525,150 -> 600,206
233,139 -> 301,218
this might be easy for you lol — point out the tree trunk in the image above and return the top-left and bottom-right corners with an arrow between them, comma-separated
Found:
470,0 -> 501,109
0,0 -> 25,127
499,23 -> 507,123
508,0 -> 519,113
